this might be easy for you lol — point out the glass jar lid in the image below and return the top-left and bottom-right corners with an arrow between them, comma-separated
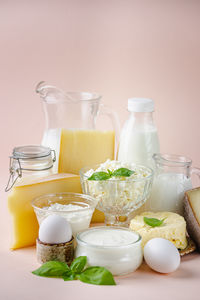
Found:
13,145 -> 52,159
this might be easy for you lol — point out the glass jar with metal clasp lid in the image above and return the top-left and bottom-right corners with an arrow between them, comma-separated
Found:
5,145 -> 56,192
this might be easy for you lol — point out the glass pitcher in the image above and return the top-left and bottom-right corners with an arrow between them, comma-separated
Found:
36,81 -> 120,174
144,153 -> 200,215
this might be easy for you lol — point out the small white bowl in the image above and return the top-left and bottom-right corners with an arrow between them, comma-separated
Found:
32,192 -> 97,236
76,226 -> 143,276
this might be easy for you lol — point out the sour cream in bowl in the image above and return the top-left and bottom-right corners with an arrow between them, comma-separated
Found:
76,226 -> 143,276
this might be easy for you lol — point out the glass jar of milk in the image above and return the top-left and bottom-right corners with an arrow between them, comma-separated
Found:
145,154 -> 200,215
118,98 -> 160,169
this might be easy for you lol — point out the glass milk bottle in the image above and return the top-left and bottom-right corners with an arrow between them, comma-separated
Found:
118,98 -> 160,168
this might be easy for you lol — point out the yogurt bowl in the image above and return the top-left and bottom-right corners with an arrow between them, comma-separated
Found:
76,226 -> 143,276
32,193 -> 97,236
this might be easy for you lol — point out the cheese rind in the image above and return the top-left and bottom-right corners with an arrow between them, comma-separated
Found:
130,211 -> 187,249
184,187 -> 200,251
8,173 -> 82,250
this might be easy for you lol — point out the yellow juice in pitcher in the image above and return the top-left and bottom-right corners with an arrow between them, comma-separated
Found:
58,129 -> 115,174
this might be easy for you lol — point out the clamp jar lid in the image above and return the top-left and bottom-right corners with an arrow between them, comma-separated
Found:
13,145 -> 52,159
5,145 -> 56,191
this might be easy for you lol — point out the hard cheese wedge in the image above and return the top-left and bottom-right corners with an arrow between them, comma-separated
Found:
58,129 -> 115,175
8,173 -> 82,250
57,129 -> 114,224
184,187 -> 200,251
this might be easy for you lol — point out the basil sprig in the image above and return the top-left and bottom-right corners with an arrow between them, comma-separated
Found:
88,167 -> 134,181
32,256 -> 116,286
143,217 -> 166,227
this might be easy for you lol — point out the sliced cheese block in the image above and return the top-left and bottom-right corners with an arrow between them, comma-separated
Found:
130,211 -> 187,249
8,173 -> 82,250
58,129 -> 115,175
184,187 -> 200,251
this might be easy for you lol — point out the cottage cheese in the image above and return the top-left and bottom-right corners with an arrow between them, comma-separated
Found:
43,203 -> 83,211
82,160 -> 152,212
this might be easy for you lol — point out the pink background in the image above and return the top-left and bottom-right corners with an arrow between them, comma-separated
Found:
1,1 -> 200,299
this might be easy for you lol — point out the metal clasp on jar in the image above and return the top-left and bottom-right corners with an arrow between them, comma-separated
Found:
5,146 -> 56,192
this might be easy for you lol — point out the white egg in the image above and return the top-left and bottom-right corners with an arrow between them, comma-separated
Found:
39,214 -> 72,244
144,238 -> 180,273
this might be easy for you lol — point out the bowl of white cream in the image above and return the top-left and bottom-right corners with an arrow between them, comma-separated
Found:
32,192 -> 97,236
75,226 -> 143,276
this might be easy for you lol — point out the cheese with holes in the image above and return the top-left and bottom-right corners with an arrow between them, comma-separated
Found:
184,187 -> 200,251
8,173 -> 82,250
58,129 -> 115,175
130,211 -> 187,249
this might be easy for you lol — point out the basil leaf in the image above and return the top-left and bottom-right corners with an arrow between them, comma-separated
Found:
32,261 -> 69,277
107,169 -> 113,176
62,273 -> 76,281
88,171 -> 111,181
87,168 -> 134,181
112,168 -> 134,177
77,266 -> 116,286
70,256 -> 87,274
143,217 -> 165,227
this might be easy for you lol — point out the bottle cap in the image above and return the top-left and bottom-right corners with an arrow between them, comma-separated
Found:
128,98 -> 154,112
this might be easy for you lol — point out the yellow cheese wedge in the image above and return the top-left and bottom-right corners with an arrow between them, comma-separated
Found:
58,129 -> 115,175
8,173 -> 82,250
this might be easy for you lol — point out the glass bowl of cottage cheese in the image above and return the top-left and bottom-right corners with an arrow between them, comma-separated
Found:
32,193 -> 98,236
80,160 -> 154,227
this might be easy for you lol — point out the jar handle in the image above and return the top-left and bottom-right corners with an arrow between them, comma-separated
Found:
191,167 -> 200,182
98,103 -> 120,143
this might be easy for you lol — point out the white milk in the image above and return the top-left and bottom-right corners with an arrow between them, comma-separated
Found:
145,173 -> 192,215
42,128 -> 61,172
118,128 -> 159,168
76,227 -> 143,275
118,98 -> 160,169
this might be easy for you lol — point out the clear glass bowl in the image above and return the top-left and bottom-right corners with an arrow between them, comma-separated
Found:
32,192 -> 97,236
80,163 -> 154,226
75,226 -> 143,276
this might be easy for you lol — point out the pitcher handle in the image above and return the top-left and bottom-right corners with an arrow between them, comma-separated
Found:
98,104 -> 121,156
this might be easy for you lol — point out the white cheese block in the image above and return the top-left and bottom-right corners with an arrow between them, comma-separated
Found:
130,211 -> 187,249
